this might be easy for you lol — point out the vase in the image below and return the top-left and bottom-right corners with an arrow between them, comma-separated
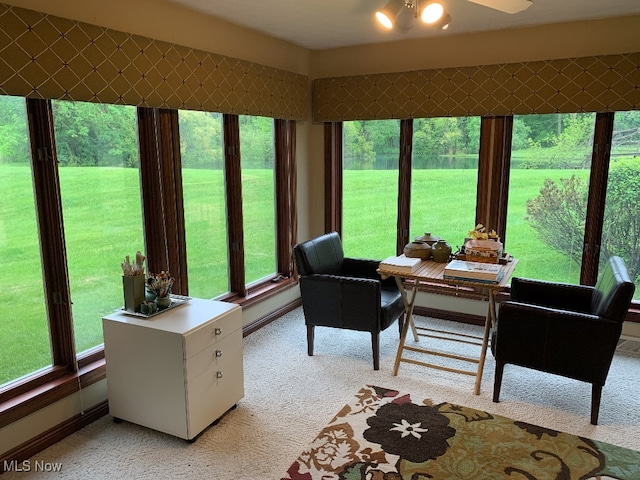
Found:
431,239 -> 452,263
403,241 -> 432,260
145,287 -> 157,302
414,232 -> 441,246
122,274 -> 145,313
155,296 -> 171,310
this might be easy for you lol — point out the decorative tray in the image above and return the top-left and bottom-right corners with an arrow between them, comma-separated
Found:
117,294 -> 192,319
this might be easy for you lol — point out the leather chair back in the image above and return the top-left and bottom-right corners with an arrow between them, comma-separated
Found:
294,232 -> 344,276
591,256 -> 635,322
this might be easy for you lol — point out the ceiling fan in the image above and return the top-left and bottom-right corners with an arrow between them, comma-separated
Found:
467,0 -> 532,14
375,0 -> 532,33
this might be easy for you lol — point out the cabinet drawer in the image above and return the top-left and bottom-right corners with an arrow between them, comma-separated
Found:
185,347 -> 244,439
185,327 -> 241,382
184,305 -> 241,357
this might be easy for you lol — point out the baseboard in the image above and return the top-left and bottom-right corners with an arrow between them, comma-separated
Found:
0,400 -> 109,473
414,305 -> 486,326
243,298 -> 302,336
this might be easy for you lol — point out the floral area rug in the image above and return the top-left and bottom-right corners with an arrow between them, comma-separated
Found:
282,385 -> 640,480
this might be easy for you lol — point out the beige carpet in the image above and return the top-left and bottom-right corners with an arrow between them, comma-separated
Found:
5,308 -> 640,479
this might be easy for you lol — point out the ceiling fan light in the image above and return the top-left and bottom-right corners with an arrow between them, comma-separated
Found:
467,0 -> 532,14
375,11 -> 394,29
420,1 -> 444,24
375,0 -> 406,29
395,4 -> 416,33
433,12 -> 452,30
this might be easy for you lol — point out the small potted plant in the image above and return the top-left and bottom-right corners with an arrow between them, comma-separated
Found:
465,224 -> 502,263
146,271 -> 175,309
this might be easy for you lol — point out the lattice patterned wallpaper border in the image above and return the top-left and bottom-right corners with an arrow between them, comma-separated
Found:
0,4 -> 308,120
313,53 -> 640,122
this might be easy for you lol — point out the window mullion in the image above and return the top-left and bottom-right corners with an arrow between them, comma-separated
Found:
137,107 -> 169,275
223,114 -> 246,296
476,116 -> 513,244
581,112 -> 615,285
324,122 -> 343,234
397,118 -> 413,255
26,98 -> 76,370
157,108 -> 188,294
274,119 -> 297,277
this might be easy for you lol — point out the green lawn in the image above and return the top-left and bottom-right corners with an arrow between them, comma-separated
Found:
342,167 -> 591,283
0,164 -> 633,385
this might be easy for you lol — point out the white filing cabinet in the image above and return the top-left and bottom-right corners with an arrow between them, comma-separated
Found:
102,297 -> 243,441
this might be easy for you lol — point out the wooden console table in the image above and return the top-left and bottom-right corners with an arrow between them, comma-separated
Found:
378,258 -> 518,395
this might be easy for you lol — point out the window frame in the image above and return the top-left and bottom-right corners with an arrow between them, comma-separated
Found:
0,101 -> 297,426
324,114 -> 639,321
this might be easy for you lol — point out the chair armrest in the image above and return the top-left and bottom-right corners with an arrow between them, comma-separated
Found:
342,257 -> 380,278
494,300 -> 622,383
510,277 -> 594,313
343,257 -> 397,288
498,301 -> 600,329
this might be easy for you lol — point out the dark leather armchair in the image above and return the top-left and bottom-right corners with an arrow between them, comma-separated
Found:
293,232 -> 405,370
492,256 -> 635,424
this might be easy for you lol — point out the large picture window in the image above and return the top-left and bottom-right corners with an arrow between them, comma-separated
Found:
1,100 -> 296,420
505,113 -> 596,283
603,111 -> 640,300
410,117 -> 480,247
327,111 -> 639,309
0,96 -> 49,387
179,110 -> 229,298
342,119 -> 400,259
239,115 -> 277,285
52,100 -> 144,355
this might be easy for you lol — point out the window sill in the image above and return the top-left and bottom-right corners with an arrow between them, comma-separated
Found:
0,359 -> 105,429
219,275 -> 297,308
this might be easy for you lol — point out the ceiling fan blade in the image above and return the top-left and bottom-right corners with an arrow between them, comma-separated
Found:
467,0 -> 533,14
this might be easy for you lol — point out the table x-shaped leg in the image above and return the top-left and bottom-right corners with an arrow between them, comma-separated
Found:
473,289 -> 498,395
393,277 -> 419,375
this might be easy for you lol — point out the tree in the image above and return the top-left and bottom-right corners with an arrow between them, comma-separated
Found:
525,158 -> 640,284
52,101 -> 138,167
525,175 -> 587,265
515,113 -> 595,169
343,121 -> 375,169
0,96 -> 30,164
601,158 -> 640,281
179,110 -> 224,169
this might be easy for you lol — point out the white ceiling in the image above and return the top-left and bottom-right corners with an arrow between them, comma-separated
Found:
166,0 -> 640,50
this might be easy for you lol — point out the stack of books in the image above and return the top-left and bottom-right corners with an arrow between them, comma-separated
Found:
444,259 -> 504,283
379,255 -> 422,274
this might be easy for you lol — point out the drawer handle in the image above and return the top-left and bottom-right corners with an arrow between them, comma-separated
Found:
215,328 -> 222,336
215,350 -> 223,357
216,371 -> 224,378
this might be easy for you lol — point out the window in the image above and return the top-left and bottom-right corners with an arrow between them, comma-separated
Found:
0,96 -> 49,387
52,100 -> 143,355
410,117 -> 480,245
179,110 -> 229,298
603,111 -> 640,300
1,101 -> 297,422
342,120 -> 400,258
239,115 -> 276,285
505,113 -> 596,283
328,112 -> 638,314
